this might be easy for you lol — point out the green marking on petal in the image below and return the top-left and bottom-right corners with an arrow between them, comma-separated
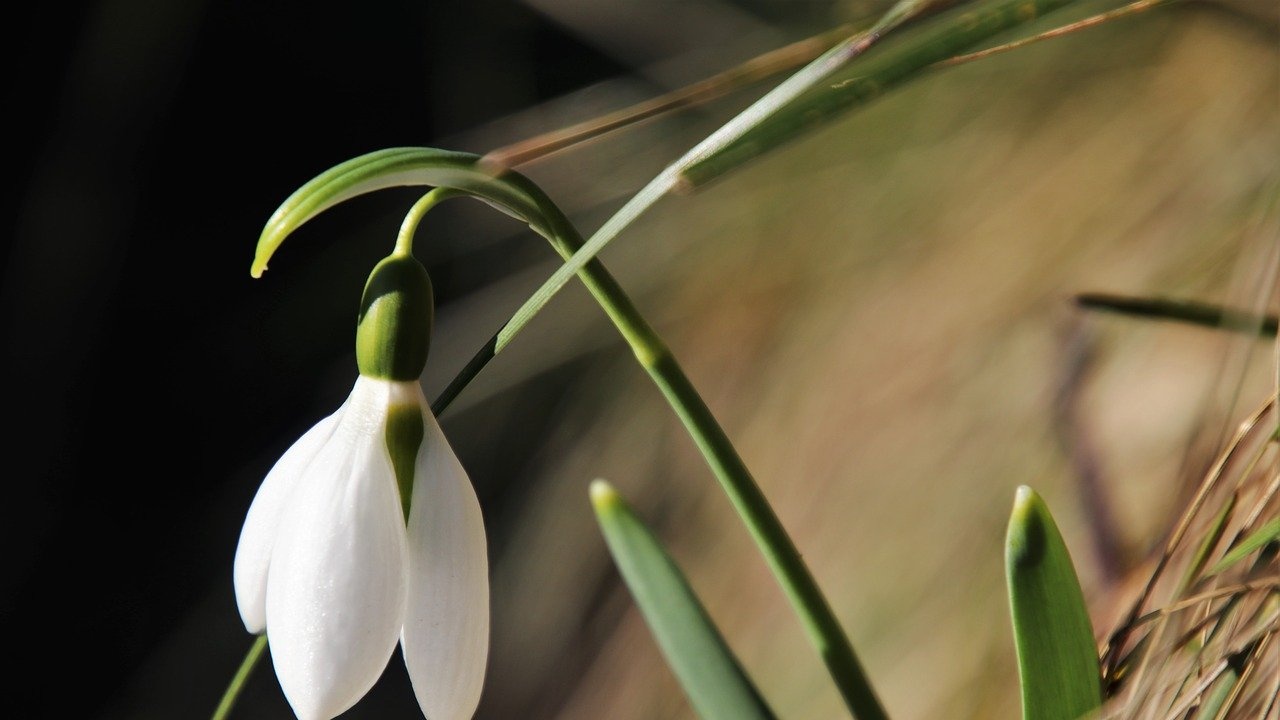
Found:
385,403 -> 425,521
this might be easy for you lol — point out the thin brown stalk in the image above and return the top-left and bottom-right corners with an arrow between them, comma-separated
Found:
938,0 -> 1176,68
481,24 -> 857,169
1239,463 -> 1280,533
1129,581 -> 1280,630
1103,398 -> 1275,672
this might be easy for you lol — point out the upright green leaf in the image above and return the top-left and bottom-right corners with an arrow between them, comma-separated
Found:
1006,485 -> 1102,720
590,481 -> 777,720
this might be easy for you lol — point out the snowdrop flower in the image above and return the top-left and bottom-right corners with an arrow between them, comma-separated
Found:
233,253 -> 488,720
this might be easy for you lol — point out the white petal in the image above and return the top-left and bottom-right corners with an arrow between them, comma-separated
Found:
402,409 -> 489,720
266,377 -> 410,720
233,410 -> 342,633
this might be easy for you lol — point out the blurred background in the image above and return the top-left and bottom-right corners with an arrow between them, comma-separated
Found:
5,0 -> 1278,718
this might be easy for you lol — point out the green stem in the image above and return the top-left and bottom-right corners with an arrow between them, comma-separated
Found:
396,187 -> 463,256
212,635 -> 267,720
475,188 -> 888,718
645,353 -> 887,719
416,188 -> 885,716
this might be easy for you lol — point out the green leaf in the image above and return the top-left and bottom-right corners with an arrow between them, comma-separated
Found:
1006,486 -> 1102,720
590,481 -> 777,720
1180,493 -> 1236,592
252,147 -> 573,278
1198,661 -> 1242,720
1208,516 -> 1280,576
679,0 -> 1084,188
1075,293 -> 1279,337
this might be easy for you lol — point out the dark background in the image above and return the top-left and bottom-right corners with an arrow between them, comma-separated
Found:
6,1 -> 636,717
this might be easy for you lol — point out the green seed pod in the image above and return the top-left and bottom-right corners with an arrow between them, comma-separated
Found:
356,254 -> 434,381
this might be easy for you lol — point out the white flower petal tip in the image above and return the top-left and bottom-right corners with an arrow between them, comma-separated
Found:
402,410 -> 490,720
233,412 -> 341,633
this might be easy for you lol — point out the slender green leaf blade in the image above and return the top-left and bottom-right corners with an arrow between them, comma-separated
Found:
1075,293 -> 1279,336
1200,662 -> 1242,720
1006,485 -> 1102,720
1180,493 -> 1236,592
1208,516 -> 1280,576
680,0 -> 1082,188
590,481 -> 777,720
251,147 -> 566,278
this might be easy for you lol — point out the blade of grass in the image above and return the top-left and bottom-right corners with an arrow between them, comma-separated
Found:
1208,517 -> 1280,576
590,481 -> 777,720
1202,634 -> 1269,720
484,0 -> 1093,384
1179,493 -> 1237,592
247,148 -> 887,719
937,0 -> 1177,67
1101,398 -> 1274,678
678,0 -> 1085,188
1006,485 -> 1102,720
1075,293 -> 1279,336
483,23 -> 860,169
486,0 -> 1176,171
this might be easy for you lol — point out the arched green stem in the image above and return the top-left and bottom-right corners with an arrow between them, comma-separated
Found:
396,187 -> 464,257
240,148 -> 887,719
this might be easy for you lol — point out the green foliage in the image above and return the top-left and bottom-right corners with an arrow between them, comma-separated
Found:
1209,517 -> 1280,576
590,481 -> 777,720
1006,486 -> 1102,720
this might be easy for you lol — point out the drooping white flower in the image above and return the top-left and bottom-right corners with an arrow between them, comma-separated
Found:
233,253 -> 488,720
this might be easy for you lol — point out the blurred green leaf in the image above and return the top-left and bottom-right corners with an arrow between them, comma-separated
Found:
1006,486 -> 1102,720
1199,661 -> 1242,720
1075,293 -> 1279,336
491,0 -> 1096,360
590,481 -> 777,720
680,0 -> 1084,188
1209,517 -> 1280,576
1180,493 -> 1236,592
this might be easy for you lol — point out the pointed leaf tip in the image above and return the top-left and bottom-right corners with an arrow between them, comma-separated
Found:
589,479 -> 618,509
1008,485 -> 1048,569
592,484 -> 775,720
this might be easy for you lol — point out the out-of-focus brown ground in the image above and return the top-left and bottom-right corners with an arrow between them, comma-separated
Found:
424,8 -> 1279,719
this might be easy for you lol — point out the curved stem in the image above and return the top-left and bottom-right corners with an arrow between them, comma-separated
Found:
396,187 -> 463,256
436,191 -> 889,718
211,635 -> 267,720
